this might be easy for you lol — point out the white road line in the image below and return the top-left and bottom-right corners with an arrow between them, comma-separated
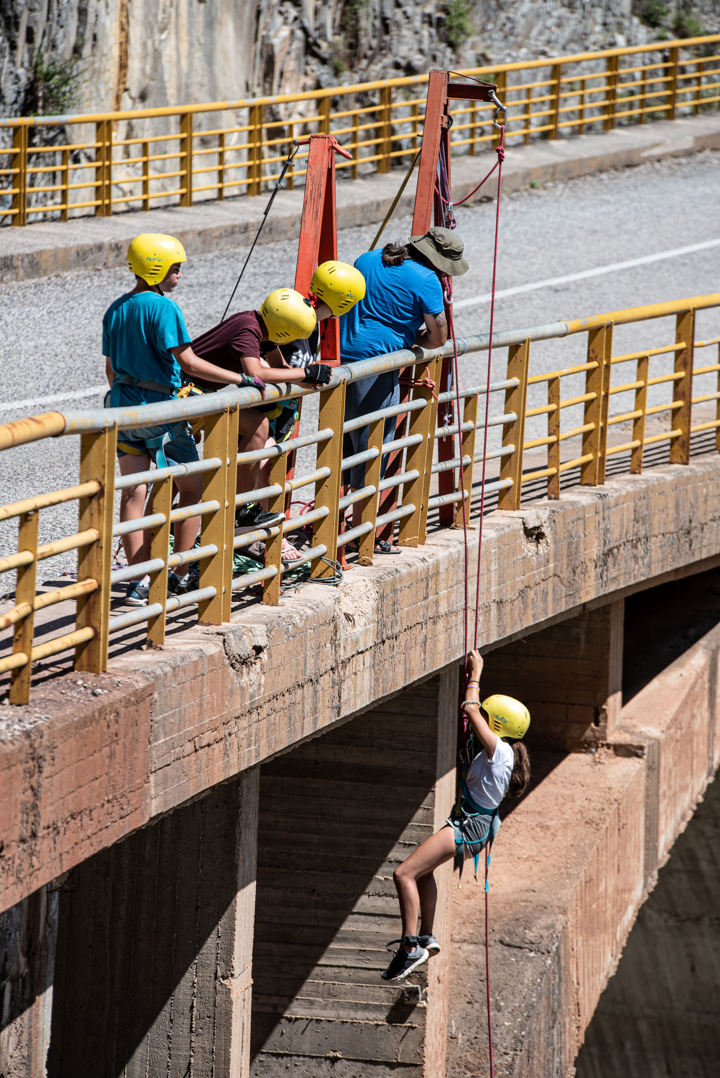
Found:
0,385 -> 106,415
453,237 -> 720,311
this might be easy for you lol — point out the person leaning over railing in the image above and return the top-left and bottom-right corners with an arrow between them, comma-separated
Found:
104,233 -> 263,605
339,227 -> 468,553
188,268 -> 363,562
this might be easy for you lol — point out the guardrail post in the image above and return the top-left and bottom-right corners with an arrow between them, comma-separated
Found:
398,355 -> 440,546
668,45 -> 679,119
631,354 -> 649,474
311,382 -> 345,579
262,450 -> 288,606
217,130 -> 226,199
670,307 -> 695,464
58,147 -> 69,221
11,123 -> 28,226
95,118 -> 112,217
9,510 -> 39,704
142,139 -> 150,210
605,54 -> 619,130
75,427 -> 117,674
357,417 -> 384,565
581,323 -> 613,486
454,387 -> 479,529
146,472 -> 172,649
248,104 -> 263,196
199,406 -> 237,623
547,376 -> 561,499
498,339 -> 529,511
495,70 -> 507,144
378,85 -> 392,173
551,63 -> 562,139
180,111 -> 193,207
319,95 -> 331,136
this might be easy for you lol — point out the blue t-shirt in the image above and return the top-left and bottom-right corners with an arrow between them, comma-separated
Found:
102,291 -> 190,393
339,250 -> 444,361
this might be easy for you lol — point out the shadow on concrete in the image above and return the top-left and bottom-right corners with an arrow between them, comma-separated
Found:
46,781 -> 242,1076
623,565 -> 720,703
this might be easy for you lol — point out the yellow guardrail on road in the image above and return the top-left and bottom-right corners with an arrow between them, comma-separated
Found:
2,293 -> 720,704
1,36 -> 719,226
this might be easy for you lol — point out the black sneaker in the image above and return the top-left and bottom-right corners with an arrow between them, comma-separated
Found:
168,567 -> 200,594
235,505 -> 283,529
418,934 -> 440,955
125,578 -> 149,605
381,937 -> 429,982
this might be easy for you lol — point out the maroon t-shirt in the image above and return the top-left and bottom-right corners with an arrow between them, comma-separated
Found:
191,310 -> 265,388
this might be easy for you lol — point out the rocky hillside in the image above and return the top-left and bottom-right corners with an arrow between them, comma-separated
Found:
0,0 -> 718,118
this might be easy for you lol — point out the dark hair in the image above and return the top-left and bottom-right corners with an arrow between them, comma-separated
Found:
381,242 -> 410,266
507,741 -> 531,800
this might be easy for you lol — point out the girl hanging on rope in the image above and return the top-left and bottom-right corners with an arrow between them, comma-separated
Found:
381,649 -> 531,982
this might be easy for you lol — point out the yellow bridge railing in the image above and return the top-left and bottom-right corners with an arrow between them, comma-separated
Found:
1,35 -> 719,227
1,293 -> 720,704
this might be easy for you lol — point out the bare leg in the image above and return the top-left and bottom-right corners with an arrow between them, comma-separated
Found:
171,472 -> 203,579
393,825 -> 455,946
236,409 -> 270,500
118,452 -> 152,568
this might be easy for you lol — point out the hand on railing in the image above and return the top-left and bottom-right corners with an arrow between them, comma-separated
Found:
303,363 -> 333,386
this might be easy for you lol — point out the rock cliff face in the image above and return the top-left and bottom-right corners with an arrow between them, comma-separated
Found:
0,0 -> 717,118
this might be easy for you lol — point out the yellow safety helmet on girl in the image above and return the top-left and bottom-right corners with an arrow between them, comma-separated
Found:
127,233 -> 187,285
481,694 -> 531,741
260,288 -> 317,343
310,260 -> 366,316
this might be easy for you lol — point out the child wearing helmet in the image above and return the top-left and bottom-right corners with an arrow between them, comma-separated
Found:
189,266 -> 364,555
381,649 -> 531,983
259,261 -> 367,443
104,233 -> 260,603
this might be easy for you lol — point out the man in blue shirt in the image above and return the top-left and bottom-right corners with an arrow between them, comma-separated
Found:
340,227 -> 468,552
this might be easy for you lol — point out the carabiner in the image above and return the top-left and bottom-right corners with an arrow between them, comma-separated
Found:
489,89 -> 507,131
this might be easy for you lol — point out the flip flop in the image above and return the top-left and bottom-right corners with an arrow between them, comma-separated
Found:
374,539 -> 401,554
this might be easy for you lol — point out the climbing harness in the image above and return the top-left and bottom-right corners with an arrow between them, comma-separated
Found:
221,143 -> 301,322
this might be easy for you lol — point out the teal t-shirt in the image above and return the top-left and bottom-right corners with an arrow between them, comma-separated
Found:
102,290 -> 190,392
339,250 -> 444,361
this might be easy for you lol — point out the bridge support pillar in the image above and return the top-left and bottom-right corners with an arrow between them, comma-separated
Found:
0,884 -> 58,1077
46,771 -> 259,1078
483,599 -> 624,750
250,667 -> 458,1076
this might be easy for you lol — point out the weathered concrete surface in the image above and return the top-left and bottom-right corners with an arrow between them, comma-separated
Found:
2,114 -> 720,285
446,600 -> 720,1078
2,456 -> 720,915
250,673 -> 456,1075
45,771 -> 258,1078
576,760 -> 720,1078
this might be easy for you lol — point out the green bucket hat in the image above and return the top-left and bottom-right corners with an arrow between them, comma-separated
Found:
408,226 -> 469,276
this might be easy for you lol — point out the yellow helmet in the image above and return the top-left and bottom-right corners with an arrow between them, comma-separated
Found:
128,233 -> 186,285
310,260 -> 366,316
260,288 -> 317,343
481,694 -> 530,741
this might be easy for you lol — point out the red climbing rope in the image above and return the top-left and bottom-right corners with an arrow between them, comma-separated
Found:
473,126 -> 505,651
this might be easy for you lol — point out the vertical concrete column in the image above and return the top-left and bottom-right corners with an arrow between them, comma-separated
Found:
0,884 -> 59,1077
47,770 -> 259,1078
483,600 -> 624,750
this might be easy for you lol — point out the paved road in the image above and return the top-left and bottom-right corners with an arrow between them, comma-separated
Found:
1,150 -> 719,585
